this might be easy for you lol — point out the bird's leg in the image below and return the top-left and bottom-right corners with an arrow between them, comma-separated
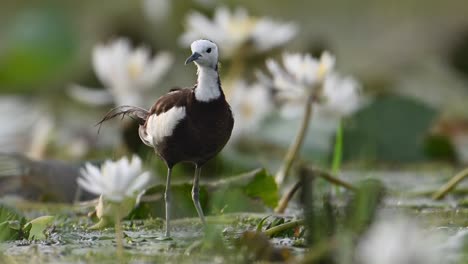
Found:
164,167 -> 172,237
192,166 -> 206,225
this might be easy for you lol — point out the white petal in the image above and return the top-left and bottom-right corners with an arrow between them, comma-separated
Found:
83,163 -> 106,187
253,20 -> 297,52
317,51 -> 336,79
140,51 -> 174,88
77,177 -> 103,196
229,81 -> 273,141
126,172 -> 152,197
67,84 -> 114,106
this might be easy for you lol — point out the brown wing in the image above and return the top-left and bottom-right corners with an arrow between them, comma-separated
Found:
149,88 -> 193,116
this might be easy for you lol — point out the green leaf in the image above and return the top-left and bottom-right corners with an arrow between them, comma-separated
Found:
243,169 -> 278,208
424,134 -> 457,162
25,215 -> 54,240
256,216 -> 271,232
343,95 -> 437,162
0,205 -> 23,223
0,221 -> 20,241
0,205 -> 26,241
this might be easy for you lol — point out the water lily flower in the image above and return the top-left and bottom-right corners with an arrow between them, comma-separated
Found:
262,52 -> 362,119
265,52 -> 335,102
0,96 -> 53,158
357,215 -> 443,264
78,155 -> 151,202
69,37 -> 174,107
77,155 -> 152,228
264,52 -> 362,185
317,73 -> 362,117
179,6 -> 297,58
228,80 -> 273,141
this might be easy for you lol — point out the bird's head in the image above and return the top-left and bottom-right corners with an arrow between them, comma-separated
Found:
185,39 -> 219,69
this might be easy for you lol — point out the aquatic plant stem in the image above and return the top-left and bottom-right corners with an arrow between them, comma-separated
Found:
115,210 -> 124,260
275,93 -> 314,186
274,180 -> 302,214
331,120 -> 343,174
274,166 -> 356,214
331,120 -> 343,194
264,219 -> 305,237
433,167 -> 468,200
304,166 -> 356,192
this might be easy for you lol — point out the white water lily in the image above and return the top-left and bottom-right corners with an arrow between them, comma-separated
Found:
77,155 -> 152,202
317,73 -> 362,117
265,52 -> 335,102
0,96 -> 53,158
69,37 -> 174,107
228,80 -> 273,141
262,52 -> 362,119
357,215 -> 443,264
179,6 -> 297,58
266,52 -> 362,185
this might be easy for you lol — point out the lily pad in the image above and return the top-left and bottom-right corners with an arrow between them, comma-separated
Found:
342,95 -> 437,162
25,215 -> 55,240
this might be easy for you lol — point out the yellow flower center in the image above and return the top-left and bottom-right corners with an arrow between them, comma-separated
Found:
317,63 -> 328,81
228,17 -> 257,43
240,102 -> 254,119
128,61 -> 143,80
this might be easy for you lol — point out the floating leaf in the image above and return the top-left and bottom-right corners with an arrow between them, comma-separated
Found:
343,95 -> 437,162
25,215 -> 55,240
243,169 -> 278,208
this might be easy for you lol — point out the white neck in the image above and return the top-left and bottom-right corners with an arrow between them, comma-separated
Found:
195,65 -> 221,102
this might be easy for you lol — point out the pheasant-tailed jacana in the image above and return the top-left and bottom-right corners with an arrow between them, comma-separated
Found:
98,39 -> 234,237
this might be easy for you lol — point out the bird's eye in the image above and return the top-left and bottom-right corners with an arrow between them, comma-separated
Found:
206,48 -> 212,53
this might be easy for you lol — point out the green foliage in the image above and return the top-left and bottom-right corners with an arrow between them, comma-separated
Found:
256,215 -> 271,232
133,168 -> 278,219
0,205 -> 26,242
424,134 -> 457,162
0,7 -> 77,92
343,95 -> 437,162
243,169 -> 278,208
0,205 -> 23,223
24,216 -> 55,240
0,205 -> 55,241
331,120 -> 343,174
344,179 -> 385,235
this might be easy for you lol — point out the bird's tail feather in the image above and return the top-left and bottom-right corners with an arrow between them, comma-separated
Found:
96,105 -> 150,132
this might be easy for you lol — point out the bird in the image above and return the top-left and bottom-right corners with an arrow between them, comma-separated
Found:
97,39 -> 234,237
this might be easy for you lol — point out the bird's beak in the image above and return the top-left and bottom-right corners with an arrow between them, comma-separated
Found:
185,52 -> 202,65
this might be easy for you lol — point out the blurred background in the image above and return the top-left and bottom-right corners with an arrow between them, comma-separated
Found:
1,0 -> 468,201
